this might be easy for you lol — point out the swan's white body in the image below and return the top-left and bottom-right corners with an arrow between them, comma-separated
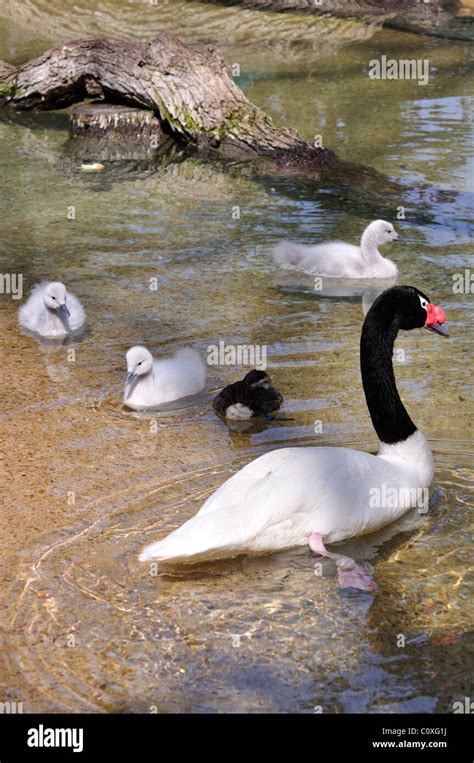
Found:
273,220 -> 399,279
139,430 -> 433,563
124,348 -> 206,410
18,282 -> 85,337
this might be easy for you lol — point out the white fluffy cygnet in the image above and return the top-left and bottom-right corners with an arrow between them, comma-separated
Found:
124,346 -> 206,410
18,281 -> 86,337
273,219 -> 400,279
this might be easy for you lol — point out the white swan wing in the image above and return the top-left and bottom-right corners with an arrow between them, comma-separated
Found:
153,349 -> 206,403
18,283 -> 47,331
139,446 -> 416,563
66,291 -> 86,330
273,241 -> 364,277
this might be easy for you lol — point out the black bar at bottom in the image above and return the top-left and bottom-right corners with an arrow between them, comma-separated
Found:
0,712 -> 471,760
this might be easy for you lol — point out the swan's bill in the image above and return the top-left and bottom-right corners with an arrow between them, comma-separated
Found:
425,322 -> 449,337
57,303 -> 70,320
424,302 -> 448,337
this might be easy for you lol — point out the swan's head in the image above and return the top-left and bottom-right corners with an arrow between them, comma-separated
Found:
44,282 -> 70,319
364,220 -> 400,247
243,370 -> 272,389
125,346 -> 153,385
374,285 -> 449,336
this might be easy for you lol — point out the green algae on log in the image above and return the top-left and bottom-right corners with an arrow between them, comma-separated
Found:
0,34 -> 335,176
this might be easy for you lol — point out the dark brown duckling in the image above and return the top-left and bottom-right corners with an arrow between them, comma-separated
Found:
213,370 -> 283,420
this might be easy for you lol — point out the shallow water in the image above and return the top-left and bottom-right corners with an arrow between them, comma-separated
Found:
0,1 -> 473,712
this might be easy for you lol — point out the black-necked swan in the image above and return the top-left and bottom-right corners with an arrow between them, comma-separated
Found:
213,370 -> 284,420
273,219 -> 400,279
124,346 -> 206,410
139,286 -> 448,590
18,281 -> 86,337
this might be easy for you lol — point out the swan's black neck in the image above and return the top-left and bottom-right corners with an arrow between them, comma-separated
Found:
360,299 -> 417,445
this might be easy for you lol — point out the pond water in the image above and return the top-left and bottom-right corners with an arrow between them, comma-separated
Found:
0,0 -> 473,713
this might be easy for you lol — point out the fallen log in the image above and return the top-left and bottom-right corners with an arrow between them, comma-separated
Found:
2,31 -> 445,213
0,34 -> 335,175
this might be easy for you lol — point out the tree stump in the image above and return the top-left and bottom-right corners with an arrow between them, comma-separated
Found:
69,102 -> 169,160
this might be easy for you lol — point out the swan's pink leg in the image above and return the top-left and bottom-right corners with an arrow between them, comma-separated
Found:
309,532 -> 376,592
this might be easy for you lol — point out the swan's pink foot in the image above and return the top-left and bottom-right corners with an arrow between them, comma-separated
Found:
335,557 -> 377,592
308,532 -> 376,592
308,532 -> 327,556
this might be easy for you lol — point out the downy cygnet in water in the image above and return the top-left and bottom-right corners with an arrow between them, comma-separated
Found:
273,219 -> 400,279
124,346 -> 206,410
18,281 -> 86,337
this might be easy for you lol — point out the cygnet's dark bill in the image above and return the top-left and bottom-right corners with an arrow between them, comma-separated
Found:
57,303 -> 70,320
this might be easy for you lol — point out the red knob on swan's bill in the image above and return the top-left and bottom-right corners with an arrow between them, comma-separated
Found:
425,303 -> 449,337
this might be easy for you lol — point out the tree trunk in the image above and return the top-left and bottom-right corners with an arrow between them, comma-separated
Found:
0,34 -> 336,175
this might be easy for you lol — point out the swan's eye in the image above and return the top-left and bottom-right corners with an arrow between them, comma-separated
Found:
137,361 -> 142,366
